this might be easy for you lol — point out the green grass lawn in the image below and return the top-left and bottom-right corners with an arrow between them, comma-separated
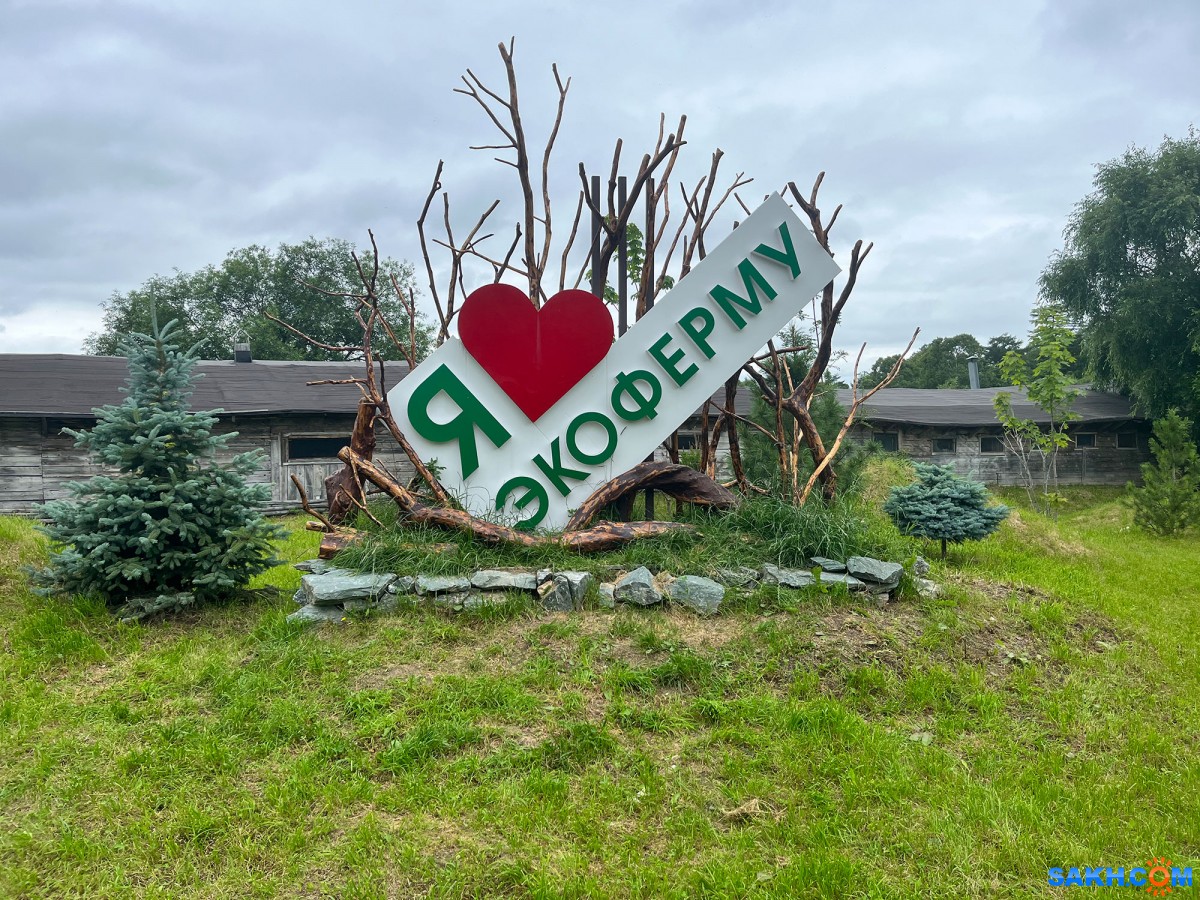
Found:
1,484 -> 1197,898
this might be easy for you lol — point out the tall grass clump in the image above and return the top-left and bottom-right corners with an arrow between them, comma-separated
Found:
721,492 -> 912,565
337,465 -> 912,577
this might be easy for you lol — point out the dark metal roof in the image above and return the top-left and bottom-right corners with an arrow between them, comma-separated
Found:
0,354 -> 404,417
698,384 -> 753,418
835,386 -> 1143,427
0,353 -> 745,420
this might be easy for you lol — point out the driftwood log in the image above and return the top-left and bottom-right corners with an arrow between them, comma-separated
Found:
338,447 -> 703,552
304,523 -> 363,559
563,460 -> 739,530
324,398 -> 377,525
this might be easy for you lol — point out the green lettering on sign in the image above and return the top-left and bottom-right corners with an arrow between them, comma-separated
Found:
709,258 -> 777,329
752,220 -> 801,279
566,411 -> 618,466
534,438 -> 589,497
648,332 -> 698,387
611,369 -> 663,421
407,364 -> 511,478
496,476 -> 548,531
678,307 -> 717,359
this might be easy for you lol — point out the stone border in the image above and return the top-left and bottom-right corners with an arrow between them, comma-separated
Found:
286,555 -> 937,624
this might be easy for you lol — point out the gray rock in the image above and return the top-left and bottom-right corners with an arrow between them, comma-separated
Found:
615,566 -> 662,606
914,556 -> 931,577
471,569 -> 538,591
345,594 -> 408,613
536,568 -> 554,585
916,577 -> 940,598
598,583 -> 616,609
292,588 -> 307,605
431,591 -> 469,612
462,592 -> 504,611
558,571 -> 595,604
668,575 -> 724,616
815,571 -> 866,590
386,576 -> 417,595
415,574 -> 472,596
760,563 -> 815,589
846,556 -> 903,587
536,572 -> 593,611
374,593 -> 409,613
301,572 -> 397,606
293,558 -> 331,574
717,566 -> 759,588
287,605 -> 346,625
538,578 -> 574,612
810,556 -> 847,573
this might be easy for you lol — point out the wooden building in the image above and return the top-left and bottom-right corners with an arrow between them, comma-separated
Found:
0,354 -> 415,515
838,386 -> 1152,485
1,351 -> 1153,516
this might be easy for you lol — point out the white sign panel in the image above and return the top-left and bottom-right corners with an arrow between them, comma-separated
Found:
387,192 -> 841,530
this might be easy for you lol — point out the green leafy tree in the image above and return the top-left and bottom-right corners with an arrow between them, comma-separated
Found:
861,332 -> 1081,391
1040,129 -> 1200,424
863,334 -> 989,389
588,223 -> 675,307
1126,409 -> 1200,535
993,304 -> 1082,515
884,463 -> 1010,559
36,319 -> 284,619
85,238 -> 432,362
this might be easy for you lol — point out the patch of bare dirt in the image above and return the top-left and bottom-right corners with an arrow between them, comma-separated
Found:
947,576 -> 1128,674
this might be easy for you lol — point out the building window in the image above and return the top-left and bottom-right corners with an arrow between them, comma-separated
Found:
980,436 -> 1004,454
676,432 -> 698,450
932,437 -> 956,453
1073,432 -> 1096,449
286,436 -> 349,461
873,432 -> 899,453
1116,431 -> 1138,450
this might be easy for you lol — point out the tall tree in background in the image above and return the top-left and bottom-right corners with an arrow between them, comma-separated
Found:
1040,129 -> 1200,422
85,238 -> 433,362
1126,409 -> 1200,536
860,332 -> 1071,390
994,304 -> 1082,516
862,333 -> 989,389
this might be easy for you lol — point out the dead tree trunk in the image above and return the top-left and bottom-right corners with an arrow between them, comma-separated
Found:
324,398 -> 377,525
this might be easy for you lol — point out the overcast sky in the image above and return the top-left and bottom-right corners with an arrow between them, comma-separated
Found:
2,0 -> 1196,377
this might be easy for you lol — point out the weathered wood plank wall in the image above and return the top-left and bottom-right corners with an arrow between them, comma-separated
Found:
849,424 -> 1152,486
0,414 -> 416,515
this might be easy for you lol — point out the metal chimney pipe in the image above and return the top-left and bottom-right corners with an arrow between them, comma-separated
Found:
967,355 -> 980,390
233,333 -> 252,364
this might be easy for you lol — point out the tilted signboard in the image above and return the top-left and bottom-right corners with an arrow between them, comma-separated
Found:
388,192 -> 841,530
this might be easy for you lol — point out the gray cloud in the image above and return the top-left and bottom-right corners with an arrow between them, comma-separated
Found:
1,0 -> 1197,374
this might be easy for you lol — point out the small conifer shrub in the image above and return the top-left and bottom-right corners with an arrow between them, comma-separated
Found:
36,319 -> 283,618
1126,410 -> 1200,536
883,463 -> 1010,559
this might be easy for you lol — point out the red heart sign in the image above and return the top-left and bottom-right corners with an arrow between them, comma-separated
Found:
458,283 -> 614,422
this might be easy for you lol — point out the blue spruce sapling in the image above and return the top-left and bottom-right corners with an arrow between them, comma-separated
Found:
36,319 -> 283,618
884,463 -> 1010,559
